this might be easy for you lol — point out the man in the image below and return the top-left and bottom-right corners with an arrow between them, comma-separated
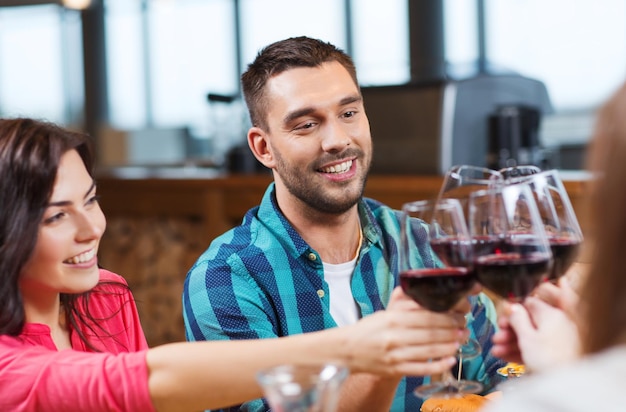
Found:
183,36 -> 506,411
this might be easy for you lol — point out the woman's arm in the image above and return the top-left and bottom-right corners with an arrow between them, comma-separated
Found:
0,289 -> 465,412
147,288 -> 465,412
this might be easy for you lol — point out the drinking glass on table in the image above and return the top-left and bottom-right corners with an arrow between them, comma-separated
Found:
256,363 -> 349,412
399,198 -> 483,399
468,184 -> 553,302
507,170 -> 584,282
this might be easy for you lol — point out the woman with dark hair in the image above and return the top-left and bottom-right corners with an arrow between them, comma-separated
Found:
0,117 -> 143,353
0,117 -> 470,411
483,81 -> 626,411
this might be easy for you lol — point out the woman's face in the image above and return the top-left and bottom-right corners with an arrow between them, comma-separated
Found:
19,149 -> 106,299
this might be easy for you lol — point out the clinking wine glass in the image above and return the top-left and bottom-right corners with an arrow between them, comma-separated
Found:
468,184 -> 553,303
506,169 -> 584,282
438,165 -> 504,219
399,198 -> 483,399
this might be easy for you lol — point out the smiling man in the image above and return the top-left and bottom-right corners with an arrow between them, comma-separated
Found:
182,36 -> 506,412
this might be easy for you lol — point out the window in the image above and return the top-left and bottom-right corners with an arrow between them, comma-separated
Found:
350,0 -> 410,86
484,0 -> 626,112
0,4 -> 83,125
240,0 -> 346,73
444,0 -> 626,148
104,0 -> 408,162
2,0 -> 620,165
105,0 -> 146,129
106,0 -> 236,136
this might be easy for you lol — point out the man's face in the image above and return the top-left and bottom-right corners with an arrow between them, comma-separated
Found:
261,61 -> 372,214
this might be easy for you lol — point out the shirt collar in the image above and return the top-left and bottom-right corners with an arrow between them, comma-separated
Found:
257,183 -> 383,257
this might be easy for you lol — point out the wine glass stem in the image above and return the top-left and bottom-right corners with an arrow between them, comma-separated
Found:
441,368 -> 456,385
457,354 -> 463,382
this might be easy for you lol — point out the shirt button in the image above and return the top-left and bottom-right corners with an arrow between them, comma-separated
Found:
317,289 -> 325,298
308,253 -> 317,261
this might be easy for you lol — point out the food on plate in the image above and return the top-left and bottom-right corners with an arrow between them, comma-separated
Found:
496,362 -> 526,377
420,393 -> 490,412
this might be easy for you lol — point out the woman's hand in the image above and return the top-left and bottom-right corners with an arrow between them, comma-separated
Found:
491,265 -> 584,365
493,296 -> 581,372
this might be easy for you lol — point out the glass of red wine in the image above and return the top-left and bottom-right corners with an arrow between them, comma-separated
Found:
506,169 -> 583,282
468,184 -> 553,302
399,198 -> 483,399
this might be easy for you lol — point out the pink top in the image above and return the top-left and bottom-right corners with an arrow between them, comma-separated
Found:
0,269 -> 155,412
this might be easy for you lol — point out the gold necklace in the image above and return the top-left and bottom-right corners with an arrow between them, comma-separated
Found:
353,220 -> 363,260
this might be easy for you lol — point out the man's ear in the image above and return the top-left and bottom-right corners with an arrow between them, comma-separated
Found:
248,127 -> 276,168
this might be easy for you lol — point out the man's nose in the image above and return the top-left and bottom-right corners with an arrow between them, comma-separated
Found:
321,121 -> 351,152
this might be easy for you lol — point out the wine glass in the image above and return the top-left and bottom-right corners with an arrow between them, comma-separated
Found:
468,184 -> 553,302
507,169 -> 584,282
399,198 -> 483,399
438,165 -> 504,219
256,363 -> 349,412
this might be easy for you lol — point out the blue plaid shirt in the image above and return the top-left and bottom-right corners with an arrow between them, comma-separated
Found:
183,183 -> 506,412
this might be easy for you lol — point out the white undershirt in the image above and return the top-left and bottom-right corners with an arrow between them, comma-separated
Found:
323,258 -> 360,326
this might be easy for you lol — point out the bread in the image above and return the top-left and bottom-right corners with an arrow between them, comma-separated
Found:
420,394 -> 490,412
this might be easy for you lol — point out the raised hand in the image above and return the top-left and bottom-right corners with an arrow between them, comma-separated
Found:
340,286 -> 467,378
492,296 -> 580,372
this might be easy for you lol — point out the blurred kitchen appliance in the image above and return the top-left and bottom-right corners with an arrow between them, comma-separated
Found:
363,74 -> 553,175
486,104 -> 544,170
205,93 -> 266,174
206,92 -> 243,166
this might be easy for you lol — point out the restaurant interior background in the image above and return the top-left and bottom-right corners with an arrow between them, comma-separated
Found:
1,0 -> 625,173
0,0 -> 621,345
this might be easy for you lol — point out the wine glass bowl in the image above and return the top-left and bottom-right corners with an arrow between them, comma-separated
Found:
400,266 -> 476,314
468,184 -> 553,302
439,165 -> 504,199
400,199 -> 476,312
507,169 -> 584,281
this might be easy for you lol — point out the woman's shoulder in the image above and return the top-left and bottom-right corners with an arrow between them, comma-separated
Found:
88,268 -> 132,297
97,268 -> 129,285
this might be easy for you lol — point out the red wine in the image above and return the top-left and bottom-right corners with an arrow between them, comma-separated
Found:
548,238 -> 581,281
472,235 -> 504,256
475,253 -> 551,302
399,268 -> 476,312
430,238 -> 472,267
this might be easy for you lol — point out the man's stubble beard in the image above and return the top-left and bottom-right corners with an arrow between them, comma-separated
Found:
273,148 -> 371,215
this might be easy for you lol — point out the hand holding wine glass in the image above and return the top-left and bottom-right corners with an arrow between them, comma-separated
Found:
400,198 -> 483,399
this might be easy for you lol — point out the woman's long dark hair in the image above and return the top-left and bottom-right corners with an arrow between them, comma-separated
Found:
0,118 -> 129,351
